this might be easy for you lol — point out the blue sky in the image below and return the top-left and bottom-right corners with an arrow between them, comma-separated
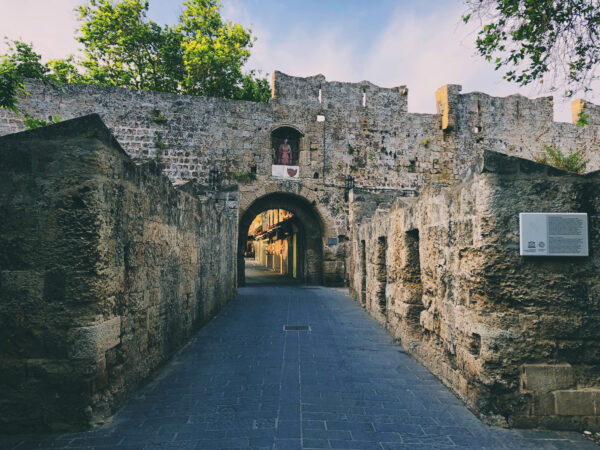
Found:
1,0 -> 594,121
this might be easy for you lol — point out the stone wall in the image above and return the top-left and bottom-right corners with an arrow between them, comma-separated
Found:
436,85 -> 600,177
2,73 -> 596,285
0,115 -> 238,432
350,150 -> 600,431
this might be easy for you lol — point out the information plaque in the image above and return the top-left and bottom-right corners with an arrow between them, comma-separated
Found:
519,213 -> 588,256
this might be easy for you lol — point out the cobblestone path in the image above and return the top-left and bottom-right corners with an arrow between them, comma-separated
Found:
2,285 -> 595,449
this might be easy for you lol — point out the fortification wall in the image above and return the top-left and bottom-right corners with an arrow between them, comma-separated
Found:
350,150 -> 600,430
0,115 -> 238,432
438,86 -> 600,176
0,72 -> 598,286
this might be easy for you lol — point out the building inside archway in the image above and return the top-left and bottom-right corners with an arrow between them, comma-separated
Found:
245,209 -> 302,284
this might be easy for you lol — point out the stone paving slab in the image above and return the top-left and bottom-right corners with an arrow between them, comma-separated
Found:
1,285 -> 596,449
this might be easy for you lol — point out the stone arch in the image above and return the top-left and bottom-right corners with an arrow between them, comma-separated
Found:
238,191 -> 324,286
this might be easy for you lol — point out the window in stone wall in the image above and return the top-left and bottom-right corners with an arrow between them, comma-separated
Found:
376,236 -> 387,314
271,126 -> 302,166
405,229 -> 423,324
360,240 -> 367,307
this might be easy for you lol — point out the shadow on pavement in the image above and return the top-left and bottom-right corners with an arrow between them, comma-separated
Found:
244,258 -> 301,285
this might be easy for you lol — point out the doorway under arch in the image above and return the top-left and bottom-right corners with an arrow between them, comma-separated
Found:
238,192 -> 324,286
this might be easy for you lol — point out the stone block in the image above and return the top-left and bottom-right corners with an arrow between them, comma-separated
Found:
69,317 -> 121,360
554,389 -> 598,416
571,99 -> 585,125
395,302 -> 423,321
532,392 -> 555,416
420,310 -> 436,332
481,150 -> 519,174
299,150 -> 310,165
435,84 -> 461,131
520,364 -> 574,393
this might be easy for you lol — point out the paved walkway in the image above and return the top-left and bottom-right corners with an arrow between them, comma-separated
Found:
245,259 -> 297,285
2,285 -> 595,449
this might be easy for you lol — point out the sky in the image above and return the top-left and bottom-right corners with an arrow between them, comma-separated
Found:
0,0 -> 596,122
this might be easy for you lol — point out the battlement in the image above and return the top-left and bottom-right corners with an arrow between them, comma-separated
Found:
273,71 -> 600,131
0,73 -> 598,190
272,71 -> 408,114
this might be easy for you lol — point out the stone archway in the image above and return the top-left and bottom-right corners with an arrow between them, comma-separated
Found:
238,192 -> 324,286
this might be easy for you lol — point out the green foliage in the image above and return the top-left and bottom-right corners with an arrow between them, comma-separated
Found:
576,110 -> 589,128
407,159 -> 417,173
0,58 -> 24,112
154,137 -> 166,161
46,57 -> 87,85
463,0 -> 600,96
347,144 -> 354,155
421,137 -> 431,148
77,0 -> 184,91
2,40 -> 48,80
0,40 -> 47,112
0,40 -> 82,113
536,145 -> 589,173
24,114 -> 61,130
234,72 -> 271,102
1,0 -> 270,112
368,151 -> 375,161
180,0 -> 251,98
76,0 -> 269,101
230,170 -> 257,183
151,110 -> 167,124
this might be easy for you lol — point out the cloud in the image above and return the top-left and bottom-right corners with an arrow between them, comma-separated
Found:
362,3 -> 596,122
363,5 -> 533,111
223,0 -> 593,122
0,0 -> 82,59
0,0 -> 595,123
221,0 -> 356,81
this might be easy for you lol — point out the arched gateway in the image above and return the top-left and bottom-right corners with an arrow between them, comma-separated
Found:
238,192 -> 324,286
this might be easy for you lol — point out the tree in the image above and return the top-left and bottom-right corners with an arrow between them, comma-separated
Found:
0,0 -> 269,111
77,0 -> 185,92
0,41 -> 77,126
0,40 -> 49,112
76,0 -> 269,100
179,0 -> 254,98
46,56 -> 88,85
463,0 -> 600,97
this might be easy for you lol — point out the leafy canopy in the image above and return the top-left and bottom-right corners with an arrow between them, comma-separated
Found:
77,0 -> 269,100
0,0 -> 269,114
463,0 -> 600,97
77,0 -> 185,92
0,40 -> 55,112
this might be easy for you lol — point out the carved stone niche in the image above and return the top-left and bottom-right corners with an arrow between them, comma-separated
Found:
271,125 -> 304,166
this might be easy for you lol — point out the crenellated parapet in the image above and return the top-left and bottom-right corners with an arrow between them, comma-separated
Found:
0,72 -> 598,290
271,70 -> 408,115
572,98 -> 600,126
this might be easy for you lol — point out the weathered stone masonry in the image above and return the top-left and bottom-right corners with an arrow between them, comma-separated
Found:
350,151 -> 600,431
1,72 -> 600,432
3,73 -> 599,286
0,115 -> 238,432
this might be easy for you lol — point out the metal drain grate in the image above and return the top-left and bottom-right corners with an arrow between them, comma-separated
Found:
284,325 -> 311,331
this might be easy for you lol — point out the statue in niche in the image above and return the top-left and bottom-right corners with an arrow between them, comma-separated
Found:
276,138 -> 293,165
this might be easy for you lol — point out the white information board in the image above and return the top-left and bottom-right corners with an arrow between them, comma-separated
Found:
519,213 -> 588,256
